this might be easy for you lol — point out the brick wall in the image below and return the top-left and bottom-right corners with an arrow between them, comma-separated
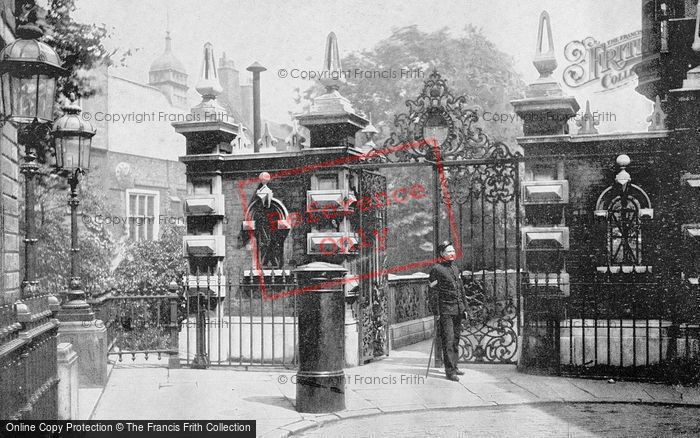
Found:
222,173 -> 307,285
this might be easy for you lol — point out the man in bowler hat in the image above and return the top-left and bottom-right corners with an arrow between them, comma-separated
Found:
429,241 -> 468,381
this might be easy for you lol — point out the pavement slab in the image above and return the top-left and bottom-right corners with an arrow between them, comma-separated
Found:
638,382 -> 684,404
568,378 -> 655,402
90,338 -> 700,436
77,387 -> 103,420
296,403 -> 700,438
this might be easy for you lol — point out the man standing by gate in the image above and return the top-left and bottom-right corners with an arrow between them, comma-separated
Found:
429,241 -> 468,381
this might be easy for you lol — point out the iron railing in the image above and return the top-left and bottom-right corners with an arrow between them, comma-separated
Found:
521,266 -> 700,381
0,295 -> 59,420
89,287 -> 180,366
180,272 -> 299,368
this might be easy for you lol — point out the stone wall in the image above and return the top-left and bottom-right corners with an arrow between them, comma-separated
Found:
88,149 -> 186,240
0,0 -> 18,305
0,115 -> 19,305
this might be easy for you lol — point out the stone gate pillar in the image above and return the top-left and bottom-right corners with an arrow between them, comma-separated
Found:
296,32 -> 369,370
174,42 -> 238,368
511,11 -> 578,371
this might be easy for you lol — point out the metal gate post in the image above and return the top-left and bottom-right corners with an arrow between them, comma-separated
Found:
192,291 -> 209,369
168,281 -> 181,369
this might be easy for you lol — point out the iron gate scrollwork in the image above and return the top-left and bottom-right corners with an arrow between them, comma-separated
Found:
356,169 -> 389,362
447,157 -> 521,363
367,70 -> 522,364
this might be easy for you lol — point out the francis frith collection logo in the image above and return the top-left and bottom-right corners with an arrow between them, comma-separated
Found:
562,30 -> 642,92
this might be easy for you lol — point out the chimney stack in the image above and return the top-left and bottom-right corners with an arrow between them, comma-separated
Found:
247,62 -> 267,153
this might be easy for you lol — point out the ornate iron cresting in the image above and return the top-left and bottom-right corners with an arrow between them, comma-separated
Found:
370,70 -> 521,163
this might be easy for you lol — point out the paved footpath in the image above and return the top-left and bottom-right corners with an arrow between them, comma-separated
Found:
297,403 -> 700,437
91,340 -> 700,437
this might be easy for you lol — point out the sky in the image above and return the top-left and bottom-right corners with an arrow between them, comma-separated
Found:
71,0 -> 649,132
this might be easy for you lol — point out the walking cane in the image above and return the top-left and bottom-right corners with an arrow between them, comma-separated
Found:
425,316 -> 438,377
425,281 -> 439,378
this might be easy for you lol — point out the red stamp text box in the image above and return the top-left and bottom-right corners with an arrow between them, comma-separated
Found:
238,139 -> 459,300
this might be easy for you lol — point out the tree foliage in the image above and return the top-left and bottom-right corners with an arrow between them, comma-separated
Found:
28,0 -> 141,295
35,173 -> 115,295
112,225 -> 188,292
301,25 -> 525,141
303,26 -> 526,269
44,0 -> 134,99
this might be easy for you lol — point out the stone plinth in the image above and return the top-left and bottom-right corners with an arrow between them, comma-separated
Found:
560,319 -> 671,367
58,320 -> 108,387
57,342 -> 79,419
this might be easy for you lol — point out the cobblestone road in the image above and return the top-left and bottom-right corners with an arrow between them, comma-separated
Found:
297,403 -> 700,438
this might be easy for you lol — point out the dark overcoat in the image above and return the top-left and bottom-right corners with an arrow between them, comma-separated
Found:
428,262 -> 468,316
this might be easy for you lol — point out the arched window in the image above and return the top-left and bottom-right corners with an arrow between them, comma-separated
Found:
594,156 -> 653,267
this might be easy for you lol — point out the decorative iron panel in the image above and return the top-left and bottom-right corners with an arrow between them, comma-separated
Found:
446,159 -> 521,363
357,170 -> 389,362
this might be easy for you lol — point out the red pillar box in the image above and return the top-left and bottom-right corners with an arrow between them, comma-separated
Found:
293,262 -> 347,413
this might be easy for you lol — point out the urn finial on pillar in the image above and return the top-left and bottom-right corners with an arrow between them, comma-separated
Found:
510,11 -> 579,136
526,10 -> 562,97
533,11 -> 557,81
192,42 -> 227,119
321,32 -> 343,91
196,43 -> 223,98
173,42 -> 239,155
296,32 -> 368,148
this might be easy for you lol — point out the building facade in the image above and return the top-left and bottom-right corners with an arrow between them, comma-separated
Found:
518,4 -> 700,378
82,30 -> 293,242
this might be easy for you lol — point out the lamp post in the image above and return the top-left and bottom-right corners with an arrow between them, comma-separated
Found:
0,8 -> 66,298
53,96 -> 107,386
52,98 -> 96,320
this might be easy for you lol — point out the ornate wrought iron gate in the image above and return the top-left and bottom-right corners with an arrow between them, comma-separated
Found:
363,70 -> 523,364
444,157 -> 521,363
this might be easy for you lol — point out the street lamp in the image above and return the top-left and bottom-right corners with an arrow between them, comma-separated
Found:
0,21 -> 65,124
0,14 -> 67,298
52,97 -> 95,320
